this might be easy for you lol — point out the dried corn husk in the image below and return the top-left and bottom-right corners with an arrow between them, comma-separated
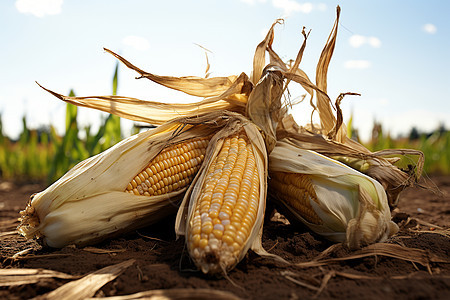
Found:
104,48 -> 246,99
246,69 -> 284,152
269,140 -> 399,249
18,114 -> 225,247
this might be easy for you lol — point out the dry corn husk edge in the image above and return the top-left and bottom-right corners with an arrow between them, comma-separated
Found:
247,16 -> 327,153
315,6 -> 345,141
18,112 -> 235,247
246,70 -> 284,153
35,70 -> 249,127
175,114 -> 287,273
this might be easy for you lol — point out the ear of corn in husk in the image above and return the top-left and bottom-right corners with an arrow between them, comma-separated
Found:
18,116 -> 223,247
252,8 -> 420,247
268,140 -> 399,249
175,114 -> 279,274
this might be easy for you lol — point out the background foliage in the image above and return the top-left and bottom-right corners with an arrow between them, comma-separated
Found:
0,66 -> 448,184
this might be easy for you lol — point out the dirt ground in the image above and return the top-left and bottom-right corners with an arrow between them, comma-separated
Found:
1,175 -> 449,299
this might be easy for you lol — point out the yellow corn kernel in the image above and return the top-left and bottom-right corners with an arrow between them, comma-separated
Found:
125,136 -> 210,196
269,172 -> 323,225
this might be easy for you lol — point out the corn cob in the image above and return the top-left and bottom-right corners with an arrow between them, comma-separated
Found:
188,133 -> 258,272
269,172 -> 322,225
269,140 -> 399,249
125,137 -> 209,197
177,119 -> 269,275
18,123 -> 214,248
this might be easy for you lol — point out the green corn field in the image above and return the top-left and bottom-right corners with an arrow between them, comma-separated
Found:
0,65 -> 449,184
0,63 -> 137,183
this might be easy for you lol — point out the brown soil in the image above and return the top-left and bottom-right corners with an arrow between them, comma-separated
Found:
1,176 -> 449,299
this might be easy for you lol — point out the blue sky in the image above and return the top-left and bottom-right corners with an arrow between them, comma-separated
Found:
1,0 -> 449,141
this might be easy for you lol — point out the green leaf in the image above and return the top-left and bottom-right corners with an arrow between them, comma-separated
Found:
65,90 -> 78,133
19,116 -> 30,145
112,62 -> 119,96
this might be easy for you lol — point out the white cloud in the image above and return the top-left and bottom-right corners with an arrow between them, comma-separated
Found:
122,36 -> 150,51
344,60 -> 372,69
242,0 -> 326,15
240,0 -> 267,4
422,23 -> 437,34
317,3 -> 327,11
349,35 -> 381,48
378,98 -> 389,106
296,2 -> 313,13
368,37 -> 381,48
349,35 -> 366,48
15,0 -> 63,18
272,0 -> 313,16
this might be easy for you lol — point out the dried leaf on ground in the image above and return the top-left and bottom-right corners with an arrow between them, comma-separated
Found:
35,259 -> 135,300
86,288 -> 241,300
0,268 -> 78,287
296,243 -> 450,269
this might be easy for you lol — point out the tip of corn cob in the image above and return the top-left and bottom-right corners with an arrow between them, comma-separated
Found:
190,239 -> 239,274
18,195 -> 43,241
346,204 -> 399,249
